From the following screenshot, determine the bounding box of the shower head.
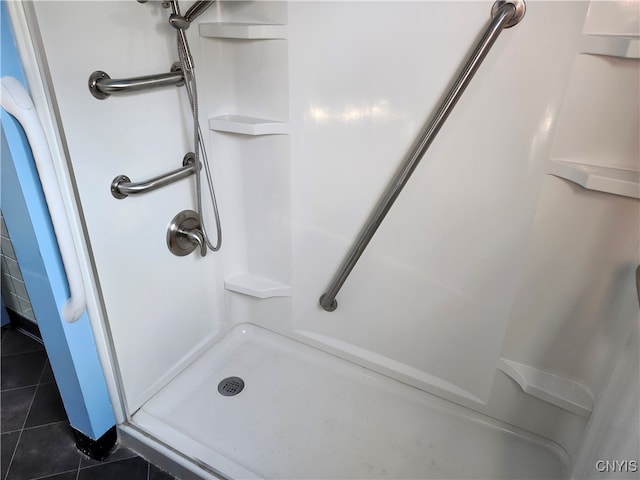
[167,0,214,30]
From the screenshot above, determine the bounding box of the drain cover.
[218,376,245,396]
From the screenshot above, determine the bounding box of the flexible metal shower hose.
[176,28,222,252]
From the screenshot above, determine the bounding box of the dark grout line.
[0,384,41,393]
[9,382,41,479]
[2,329,73,480]
[2,328,178,480]
[3,386,38,480]
[29,466,79,480]
[0,351,43,359]
[21,385,39,431]
[36,359,49,384]
[20,420,68,432]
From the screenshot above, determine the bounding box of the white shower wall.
[286,1,588,404]
[21,0,639,470]
[29,1,228,412]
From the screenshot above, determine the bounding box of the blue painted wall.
[1,1,115,440]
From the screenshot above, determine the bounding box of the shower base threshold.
[133,323,569,479]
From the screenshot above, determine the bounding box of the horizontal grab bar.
[319,0,525,312]
[89,63,184,100]
[111,152,197,199]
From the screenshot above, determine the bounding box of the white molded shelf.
[199,22,286,40]
[549,159,640,199]
[225,273,291,299]
[498,358,593,417]
[581,34,640,59]
[209,115,289,136]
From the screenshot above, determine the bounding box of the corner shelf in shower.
[580,34,640,59]
[209,115,289,136]
[548,159,640,199]
[224,273,291,299]
[199,22,286,40]
[498,358,593,417]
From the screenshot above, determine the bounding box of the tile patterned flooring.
[1,326,179,480]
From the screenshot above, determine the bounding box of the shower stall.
[3,0,639,478]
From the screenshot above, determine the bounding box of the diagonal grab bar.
[110,152,198,199]
[319,0,525,312]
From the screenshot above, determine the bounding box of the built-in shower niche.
[199,1,291,304]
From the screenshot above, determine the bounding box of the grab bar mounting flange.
[491,0,525,27]
[88,71,110,100]
[110,174,132,199]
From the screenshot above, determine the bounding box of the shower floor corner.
[132,323,570,479]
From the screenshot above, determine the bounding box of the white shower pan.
[132,324,569,479]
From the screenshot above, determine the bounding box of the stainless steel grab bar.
[319,0,525,312]
[111,152,197,199]
[89,63,184,100]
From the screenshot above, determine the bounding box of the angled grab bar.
[1,76,86,323]
[89,63,184,100]
[111,152,197,199]
[319,0,526,312]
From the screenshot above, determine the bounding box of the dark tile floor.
[1,325,179,480]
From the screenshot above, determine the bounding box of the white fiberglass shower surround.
[6,0,639,478]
